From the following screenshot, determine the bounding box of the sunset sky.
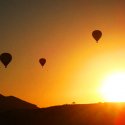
[1,0,125,107]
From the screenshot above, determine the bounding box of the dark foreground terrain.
[0,95,125,125]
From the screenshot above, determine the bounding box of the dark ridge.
[0,94,38,112]
[0,94,5,98]
[1,103,125,125]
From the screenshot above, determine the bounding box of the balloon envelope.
[92,30,102,42]
[0,53,12,68]
[39,58,46,67]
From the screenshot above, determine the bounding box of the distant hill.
[0,94,38,111]
[1,102,125,125]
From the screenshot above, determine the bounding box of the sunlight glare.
[101,72,125,102]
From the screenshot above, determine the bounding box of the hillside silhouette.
[0,95,125,125]
[0,94,38,112]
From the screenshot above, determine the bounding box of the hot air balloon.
[39,58,46,68]
[92,30,102,43]
[0,53,12,68]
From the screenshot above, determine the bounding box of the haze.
[1,0,125,107]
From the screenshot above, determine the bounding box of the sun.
[101,72,125,102]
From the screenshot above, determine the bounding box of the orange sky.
[1,0,125,107]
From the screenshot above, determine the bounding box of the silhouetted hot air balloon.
[39,58,46,68]
[92,30,102,43]
[0,53,12,68]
